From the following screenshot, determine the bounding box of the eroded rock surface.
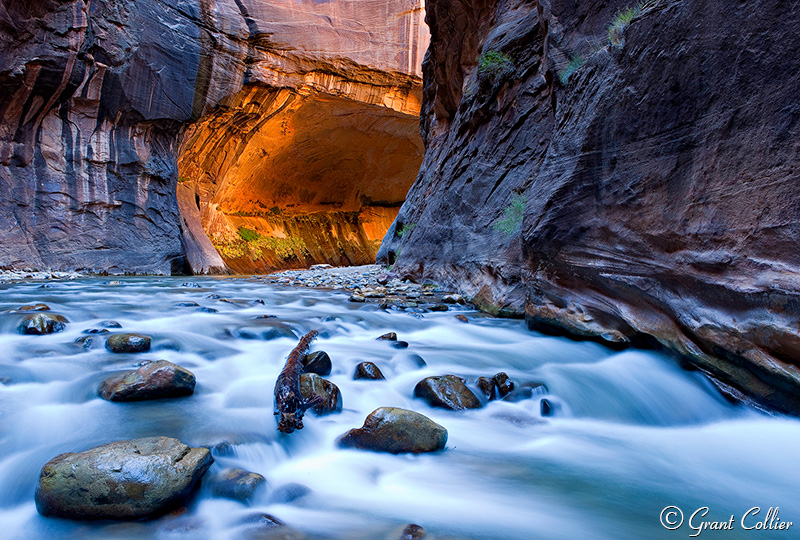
[379,0,800,414]
[34,436,213,520]
[0,0,428,274]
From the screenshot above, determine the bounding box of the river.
[0,277,797,539]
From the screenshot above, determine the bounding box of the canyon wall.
[0,0,427,274]
[380,0,800,414]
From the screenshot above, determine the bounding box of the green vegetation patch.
[558,55,586,85]
[478,50,514,77]
[214,229,307,261]
[397,222,416,238]
[494,193,526,236]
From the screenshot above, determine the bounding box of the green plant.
[558,54,586,85]
[608,3,643,46]
[397,222,416,238]
[177,176,191,183]
[237,226,261,242]
[494,193,526,235]
[478,50,514,77]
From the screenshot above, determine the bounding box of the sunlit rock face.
[381,0,800,414]
[0,0,427,273]
[179,69,423,273]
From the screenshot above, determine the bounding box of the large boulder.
[17,313,68,335]
[98,360,196,402]
[106,333,152,353]
[299,373,342,415]
[413,375,482,410]
[337,407,447,454]
[35,437,213,520]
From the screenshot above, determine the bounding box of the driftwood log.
[274,330,319,433]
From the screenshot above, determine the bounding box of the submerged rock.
[98,360,196,401]
[354,361,385,380]
[399,524,426,540]
[302,351,332,376]
[18,303,50,311]
[541,398,557,417]
[414,375,482,410]
[99,320,123,328]
[299,373,342,415]
[18,313,69,335]
[106,333,152,353]
[493,372,515,398]
[267,483,312,504]
[476,376,495,400]
[455,314,469,323]
[35,437,213,520]
[211,468,266,502]
[338,407,447,454]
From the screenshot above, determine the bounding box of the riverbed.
[0,276,797,540]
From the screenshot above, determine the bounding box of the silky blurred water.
[0,277,797,540]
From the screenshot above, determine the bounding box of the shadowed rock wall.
[380,0,800,414]
[0,0,427,273]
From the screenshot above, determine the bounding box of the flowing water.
[0,277,797,540]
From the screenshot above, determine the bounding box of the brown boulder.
[353,361,385,380]
[337,407,447,454]
[299,373,342,415]
[413,375,482,410]
[106,333,152,353]
[98,360,196,402]
[18,313,68,335]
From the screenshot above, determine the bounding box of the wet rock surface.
[106,333,152,354]
[377,0,800,414]
[354,361,386,380]
[414,375,482,410]
[299,374,342,415]
[35,437,213,520]
[98,361,196,402]
[211,468,266,503]
[302,351,332,376]
[338,407,447,454]
[18,313,69,335]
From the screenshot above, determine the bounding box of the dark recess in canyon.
[379,0,800,414]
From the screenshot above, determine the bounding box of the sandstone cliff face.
[380,0,800,414]
[0,0,427,273]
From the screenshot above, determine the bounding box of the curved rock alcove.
[179,82,423,274]
[0,0,428,274]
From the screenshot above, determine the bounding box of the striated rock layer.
[379,0,800,414]
[0,0,427,273]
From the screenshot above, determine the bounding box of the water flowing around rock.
[0,276,797,539]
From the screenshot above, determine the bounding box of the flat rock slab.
[337,407,447,454]
[99,360,196,401]
[35,436,213,520]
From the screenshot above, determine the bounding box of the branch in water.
[274,330,318,433]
